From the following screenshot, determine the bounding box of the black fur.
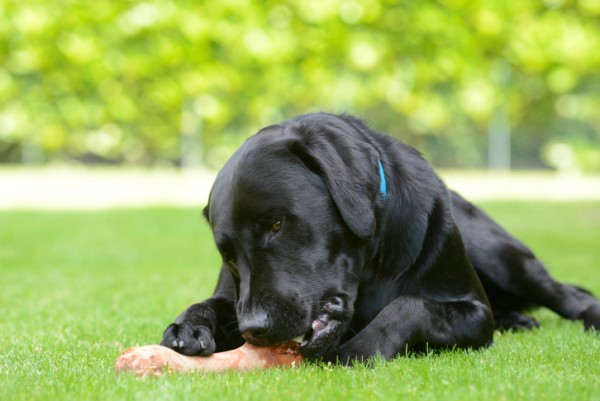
[161,113,600,363]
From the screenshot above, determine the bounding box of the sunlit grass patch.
[1,203,598,401]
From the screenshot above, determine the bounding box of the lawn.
[1,202,599,401]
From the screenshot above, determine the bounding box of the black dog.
[161,113,600,363]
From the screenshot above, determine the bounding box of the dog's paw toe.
[496,312,540,332]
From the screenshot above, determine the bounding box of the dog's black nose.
[239,312,270,343]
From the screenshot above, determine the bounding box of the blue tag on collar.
[378,160,387,201]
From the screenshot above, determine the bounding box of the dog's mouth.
[287,319,322,346]
[291,334,307,344]
[286,295,347,358]
[247,319,324,349]
[288,314,331,344]
[245,295,348,358]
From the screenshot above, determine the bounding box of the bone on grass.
[114,342,303,377]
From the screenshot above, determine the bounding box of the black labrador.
[161,113,600,363]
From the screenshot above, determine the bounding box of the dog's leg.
[479,251,600,331]
[452,191,600,332]
[512,258,600,331]
[327,296,494,364]
[161,266,243,355]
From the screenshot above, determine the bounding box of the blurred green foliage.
[1,0,599,169]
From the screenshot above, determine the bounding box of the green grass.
[1,203,599,401]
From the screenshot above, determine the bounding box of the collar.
[378,160,387,201]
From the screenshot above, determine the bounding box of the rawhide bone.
[114,342,303,377]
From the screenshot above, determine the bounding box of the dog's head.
[204,113,386,358]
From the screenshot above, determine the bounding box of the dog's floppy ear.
[286,115,383,240]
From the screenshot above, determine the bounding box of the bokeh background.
[2,0,599,173]
[2,5,600,401]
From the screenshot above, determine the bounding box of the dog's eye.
[270,220,282,234]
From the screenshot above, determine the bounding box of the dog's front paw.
[160,321,216,356]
